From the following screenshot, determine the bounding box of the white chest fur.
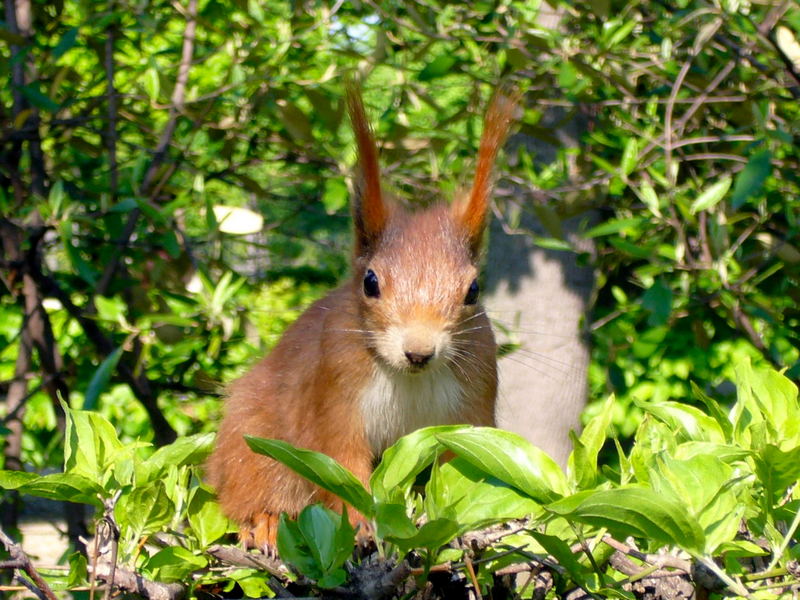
[359,366,464,456]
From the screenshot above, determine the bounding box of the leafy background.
[1,0,800,597]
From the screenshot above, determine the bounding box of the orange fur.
[206,85,516,552]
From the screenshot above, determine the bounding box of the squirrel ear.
[454,87,518,257]
[346,82,387,256]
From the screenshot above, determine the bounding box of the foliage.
[1,360,797,597]
[1,0,800,596]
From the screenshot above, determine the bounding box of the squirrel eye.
[363,269,380,298]
[465,279,479,305]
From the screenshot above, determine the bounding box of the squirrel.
[206,84,517,551]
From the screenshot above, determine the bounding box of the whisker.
[511,348,574,370]
[499,353,563,381]
[456,310,488,326]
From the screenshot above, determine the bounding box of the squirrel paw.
[239,512,281,558]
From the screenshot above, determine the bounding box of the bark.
[486,4,596,467]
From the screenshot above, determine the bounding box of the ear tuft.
[346,81,387,256]
[456,86,519,256]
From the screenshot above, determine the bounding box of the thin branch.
[0,527,59,600]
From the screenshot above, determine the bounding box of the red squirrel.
[206,84,517,551]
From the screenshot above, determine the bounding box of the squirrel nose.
[404,351,433,367]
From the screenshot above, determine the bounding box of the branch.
[96,0,199,298]
[88,562,185,600]
[0,527,59,600]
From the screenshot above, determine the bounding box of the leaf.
[83,347,123,410]
[755,445,800,505]
[52,27,79,59]
[138,432,214,484]
[690,382,733,442]
[246,436,374,516]
[776,26,800,70]
[14,473,104,506]
[64,405,123,487]
[188,486,231,547]
[568,395,615,488]
[21,84,60,113]
[436,427,567,503]
[143,68,159,101]
[145,546,207,582]
[431,458,542,530]
[322,177,349,214]
[371,425,461,503]
[638,181,661,217]
[530,531,587,581]
[620,138,638,176]
[650,454,741,553]
[636,399,725,443]
[277,101,313,142]
[298,504,354,574]
[418,55,458,81]
[277,513,320,577]
[547,487,705,553]
[118,481,174,537]
[583,217,643,238]
[212,205,264,235]
[0,470,40,490]
[641,279,672,326]
[690,176,731,214]
[731,150,771,208]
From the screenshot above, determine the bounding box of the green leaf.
[418,54,458,81]
[374,502,417,541]
[636,399,725,443]
[621,138,638,176]
[83,347,123,410]
[638,181,661,217]
[755,445,800,505]
[569,395,615,488]
[143,68,159,101]
[371,425,461,503]
[650,454,742,553]
[322,177,348,214]
[690,383,734,442]
[52,27,79,59]
[145,546,207,582]
[188,486,231,547]
[14,473,104,506]
[690,176,731,214]
[0,470,40,490]
[277,513,320,577]
[138,432,214,485]
[583,217,643,238]
[731,149,771,208]
[64,405,123,487]
[431,458,542,530]
[641,279,673,326]
[532,236,573,251]
[436,427,567,503]
[67,552,88,588]
[21,84,60,113]
[530,531,587,581]
[245,436,374,516]
[118,480,174,537]
[547,487,705,553]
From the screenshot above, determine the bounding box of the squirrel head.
[345,83,517,374]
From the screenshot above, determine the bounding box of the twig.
[206,544,288,578]
[601,536,691,573]
[96,0,199,301]
[0,527,59,600]
[463,555,483,600]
